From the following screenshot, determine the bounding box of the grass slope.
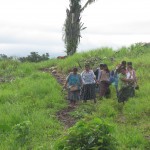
[0,62,67,149]
[0,44,150,149]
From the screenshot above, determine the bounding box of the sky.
[0,0,150,57]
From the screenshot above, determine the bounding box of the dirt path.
[57,107,76,128]
[40,67,77,128]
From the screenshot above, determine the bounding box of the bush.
[13,121,31,146]
[54,118,116,150]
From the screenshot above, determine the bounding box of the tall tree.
[63,0,96,56]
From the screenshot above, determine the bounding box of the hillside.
[0,43,150,149]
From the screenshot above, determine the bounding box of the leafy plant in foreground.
[13,121,31,146]
[55,117,117,150]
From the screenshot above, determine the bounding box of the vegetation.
[0,52,50,63]
[0,54,14,60]
[63,0,96,55]
[0,62,66,149]
[19,52,50,62]
[0,43,150,149]
[55,117,116,150]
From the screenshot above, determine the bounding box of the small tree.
[19,52,49,63]
[63,0,97,56]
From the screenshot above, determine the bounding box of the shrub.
[13,121,31,146]
[55,118,116,150]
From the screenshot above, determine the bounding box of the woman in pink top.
[99,64,110,98]
[126,64,137,97]
[127,62,137,84]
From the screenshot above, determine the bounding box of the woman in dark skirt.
[118,67,134,103]
[64,67,82,107]
[81,64,96,103]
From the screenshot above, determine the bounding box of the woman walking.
[81,64,96,103]
[118,67,134,103]
[64,67,82,107]
[126,65,137,97]
[99,64,110,99]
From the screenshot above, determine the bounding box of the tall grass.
[0,66,67,149]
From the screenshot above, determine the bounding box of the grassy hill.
[0,43,150,149]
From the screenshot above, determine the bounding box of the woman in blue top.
[64,67,82,107]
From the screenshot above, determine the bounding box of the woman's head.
[103,64,107,69]
[73,67,78,74]
[121,61,126,67]
[100,63,104,70]
[84,64,90,71]
[120,67,126,74]
[103,64,109,73]
[127,65,133,71]
[127,62,132,67]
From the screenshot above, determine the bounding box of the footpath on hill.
[40,67,77,128]
[39,65,126,128]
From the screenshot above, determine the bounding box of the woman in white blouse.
[81,64,96,103]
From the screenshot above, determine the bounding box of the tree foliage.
[63,0,96,56]
[0,54,13,60]
[19,52,49,63]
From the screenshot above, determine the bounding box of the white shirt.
[126,71,133,79]
[81,70,96,85]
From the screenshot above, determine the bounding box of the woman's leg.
[82,84,88,102]
[99,82,106,98]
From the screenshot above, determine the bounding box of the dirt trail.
[57,107,76,128]
[40,67,77,128]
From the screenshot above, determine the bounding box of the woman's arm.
[91,70,96,82]
[64,73,70,88]
[80,71,85,84]
[120,77,133,83]
[78,74,83,87]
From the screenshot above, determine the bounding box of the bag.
[69,85,79,92]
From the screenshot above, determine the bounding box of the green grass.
[0,44,150,149]
[0,67,67,149]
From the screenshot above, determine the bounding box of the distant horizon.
[0,42,146,58]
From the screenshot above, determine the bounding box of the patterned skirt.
[68,90,80,101]
[99,81,110,97]
[81,84,96,100]
[118,86,135,103]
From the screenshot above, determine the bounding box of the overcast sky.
[0,0,150,57]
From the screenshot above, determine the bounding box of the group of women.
[64,61,138,107]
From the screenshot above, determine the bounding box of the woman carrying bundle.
[64,67,82,107]
[118,67,135,103]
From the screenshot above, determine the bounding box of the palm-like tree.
[63,0,96,56]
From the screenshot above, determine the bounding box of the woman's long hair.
[103,64,110,73]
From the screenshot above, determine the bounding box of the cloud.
[0,43,66,57]
[0,0,150,57]
[0,24,64,45]
[81,20,150,35]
